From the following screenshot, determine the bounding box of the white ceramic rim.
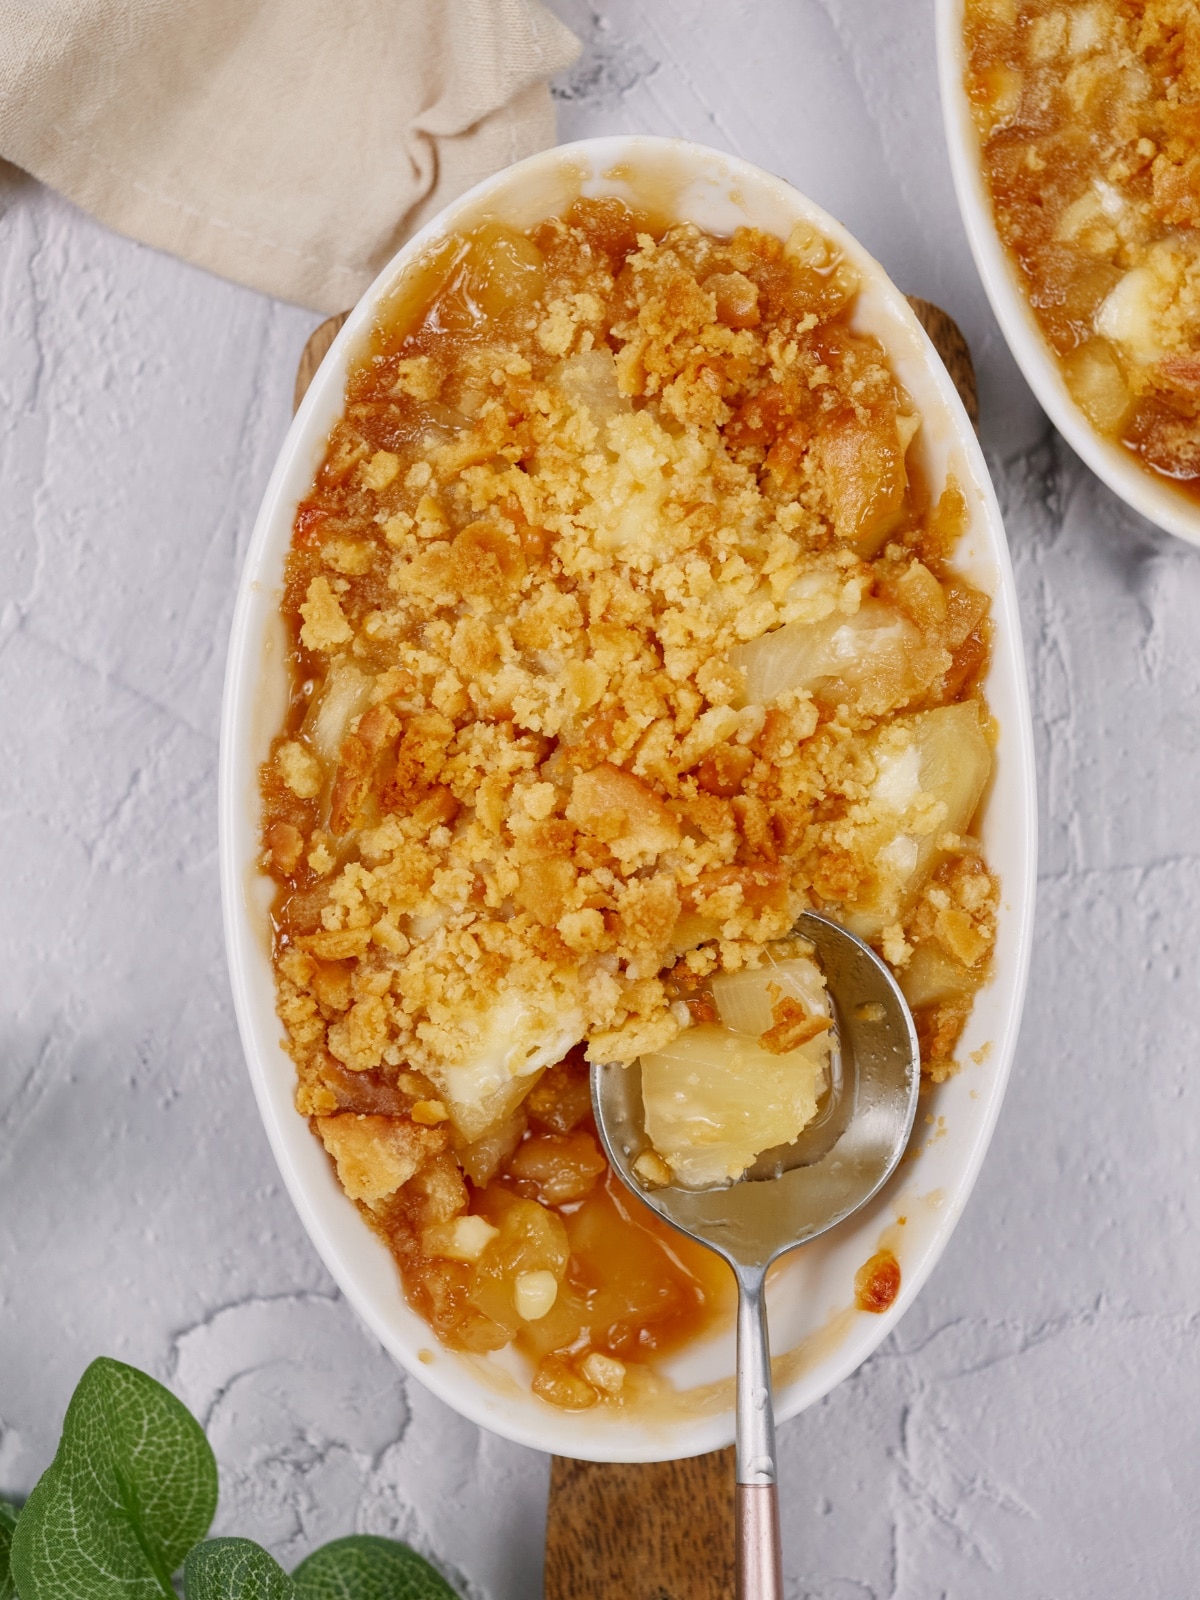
[219,134,1038,1461]
[936,0,1200,547]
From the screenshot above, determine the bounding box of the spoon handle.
[735,1267,783,1600]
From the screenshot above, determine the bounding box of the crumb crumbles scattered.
[259,198,999,1407]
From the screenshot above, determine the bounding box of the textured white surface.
[1,2,1198,1594]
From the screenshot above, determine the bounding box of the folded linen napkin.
[0,0,579,311]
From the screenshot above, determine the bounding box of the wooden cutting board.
[544,1449,736,1600]
[292,297,978,1600]
[294,310,349,413]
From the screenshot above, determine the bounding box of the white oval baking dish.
[937,0,1200,547]
[220,134,1037,1461]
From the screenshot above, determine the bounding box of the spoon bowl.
[592,912,921,1268]
[591,910,921,1598]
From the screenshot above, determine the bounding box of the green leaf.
[292,1536,460,1600]
[10,1357,218,1600]
[0,1501,18,1600]
[184,1539,295,1600]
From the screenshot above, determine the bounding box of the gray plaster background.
[2,1,1198,1593]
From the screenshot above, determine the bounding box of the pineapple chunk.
[709,954,829,1036]
[1063,338,1134,434]
[968,64,1023,134]
[817,411,909,556]
[428,988,585,1143]
[305,660,372,767]
[842,701,991,940]
[514,1270,559,1321]
[641,1025,828,1188]
[422,1214,500,1263]
[556,348,629,425]
[899,940,977,1009]
[438,223,545,332]
[642,957,832,1188]
[729,599,922,713]
[1096,265,1164,365]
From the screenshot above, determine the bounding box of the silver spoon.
[591,910,921,1600]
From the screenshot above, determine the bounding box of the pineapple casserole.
[966,0,1200,494]
[260,197,1000,1409]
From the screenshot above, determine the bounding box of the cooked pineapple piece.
[710,954,829,1036]
[842,700,991,940]
[467,1191,569,1336]
[967,64,1023,134]
[304,660,372,768]
[1063,338,1134,434]
[427,988,585,1143]
[817,410,909,556]
[1096,264,1165,366]
[469,224,546,319]
[729,599,924,714]
[899,941,978,1009]
[422,1213,500,1263]
[436,222,545,332]
[555,348,630,425]
[455,1105,528,1187]
[641,957,832,1188]
[641,1024,828,1188]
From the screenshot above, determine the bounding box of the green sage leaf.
[10,1357,218,1600]
[292,1535,460,1600]
[0,1501,18,1600]
[184,1539,295,1600]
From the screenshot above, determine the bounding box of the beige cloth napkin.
[0,0,579,312]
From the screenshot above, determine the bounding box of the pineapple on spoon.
[591,910,920,1600]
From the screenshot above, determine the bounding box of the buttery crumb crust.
[258,199,999,1399]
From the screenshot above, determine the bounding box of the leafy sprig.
[1,1360,458,1600]
[184,1540,294,1600]
[10,1357,217,1599]
[292,1537,458,1600]
[0,1501,19,1600]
